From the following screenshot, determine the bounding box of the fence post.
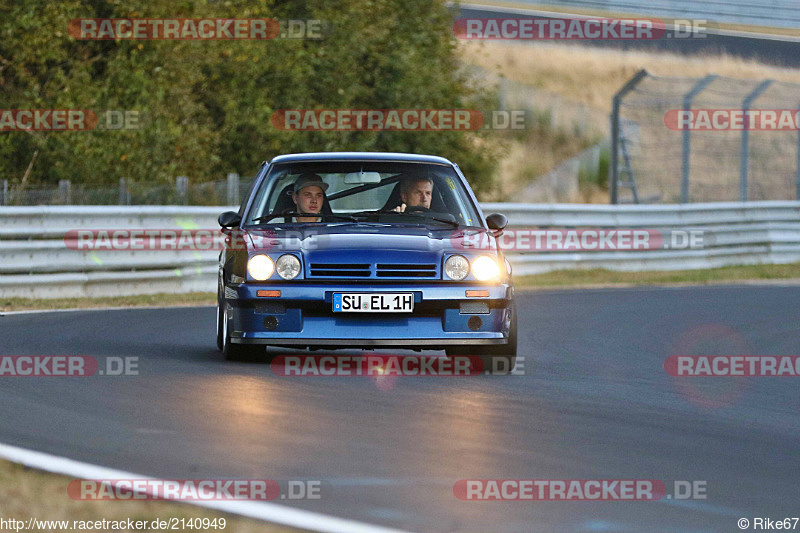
[119,178,128,205]
[227,172,239,206]
[796,109,800,200]
[680,75,718,203]
[739,79,773,202]
[1,179,7,206]
[610,69,648,204]
[58,179,72,205]
[176,176,189,205]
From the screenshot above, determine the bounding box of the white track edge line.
[0,442,412,533]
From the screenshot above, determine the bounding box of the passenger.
[292,173,328,222]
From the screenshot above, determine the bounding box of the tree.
[0,0,497,198]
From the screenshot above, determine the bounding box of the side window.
[237,165,266,216]
[266,176,295,212]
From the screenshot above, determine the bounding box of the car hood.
[244,224,498,256]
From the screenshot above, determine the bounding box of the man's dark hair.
[400,175,434,195]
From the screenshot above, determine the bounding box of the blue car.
[216,152,517,373]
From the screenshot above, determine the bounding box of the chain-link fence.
[611,70,800,204]
[0,174,254,207]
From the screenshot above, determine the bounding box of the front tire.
[220,300,265,362]
[216,289,224,351]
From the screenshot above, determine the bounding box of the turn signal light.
[465,290,490,297]
[257,290,281,297]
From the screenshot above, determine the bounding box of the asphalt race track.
[459,5,800,68]
[1,285,799,532]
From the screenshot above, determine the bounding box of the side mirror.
[218,211,242,228]
[486,213,508,232]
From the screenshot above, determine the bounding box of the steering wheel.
[404,205,430,214]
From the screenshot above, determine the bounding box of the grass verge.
[516,262,800,288]
[0,459,303,532]
[0,293,215,313]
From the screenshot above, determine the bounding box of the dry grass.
[0,459,303,533]
[461,40,800,202]
[516,262,800,288]
[460,41,800,113]
[482,123,598,201]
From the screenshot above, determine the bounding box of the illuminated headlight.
[471,255,500,281]
[276,254,301,280]
[445,255,470,281]
[247,254,274,281]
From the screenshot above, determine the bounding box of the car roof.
[269,152,455,165]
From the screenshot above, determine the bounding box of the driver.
[291,173,328,222]
[393,176,433,212]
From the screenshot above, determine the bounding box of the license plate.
[333,293,414,313]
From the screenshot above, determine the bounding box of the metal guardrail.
[1,203,798,298]
[0,207,224,298]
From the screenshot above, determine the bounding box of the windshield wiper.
[346,210,461,227]
[391,211,461,228]
[252,211,357,223]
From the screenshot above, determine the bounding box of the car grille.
[376,264,437,278]
[309,263,371,277]
[308,263,438,279]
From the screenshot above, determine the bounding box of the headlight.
[471,255,500,281]
[247,254,274,281]
[445,255,470,281]
[276,254,301,280]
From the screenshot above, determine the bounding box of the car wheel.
[446,302,517,375]
[216,286,224,351]
[220,300,265,362]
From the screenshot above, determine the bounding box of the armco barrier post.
[119,178,129,205]
[739,79,773,201]
[58,180,72,205]
[227,173,239,206]
[1,179,7,206]
[796,107,800,200]
[610,70,648,204]
[176,176,189,205]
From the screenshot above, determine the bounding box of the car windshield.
[243,161,482,228]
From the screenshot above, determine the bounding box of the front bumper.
[224,281,513,348]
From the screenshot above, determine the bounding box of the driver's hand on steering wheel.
[391,203,406,213]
